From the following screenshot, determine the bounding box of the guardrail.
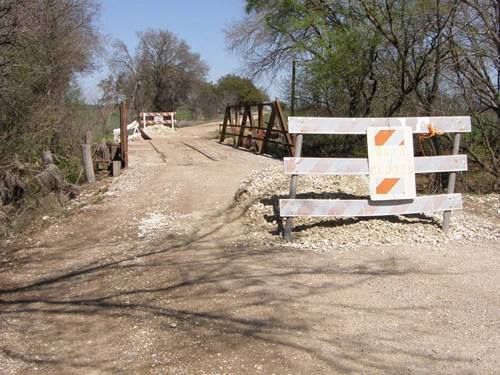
[280,116,471,240]
[219,100,294,156]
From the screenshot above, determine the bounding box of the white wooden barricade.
[280,116,471,241]
[113,120,140,142]
[140,112,176,130]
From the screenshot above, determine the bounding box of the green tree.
[227,0,499,191]
[216,74,267,106]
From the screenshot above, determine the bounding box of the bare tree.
[137,29,208,111]
[106,29,209,113]
[448,0,499,188]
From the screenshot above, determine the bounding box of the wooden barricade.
[280,116,472,240]
[219,100,294,156]
[140,112,176,129]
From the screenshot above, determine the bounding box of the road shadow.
[0,210,472,373]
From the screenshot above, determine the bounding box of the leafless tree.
[137,29,208,111]
[106,29,208,113]
[448,0,499,188]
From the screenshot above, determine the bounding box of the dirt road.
[1,123,499,374]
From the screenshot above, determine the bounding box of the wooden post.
[236,106,249,148]
[442,133,461,231]
[247,105,256,149]
[112,160,121,177]
[260,105,277,154]
[256,103,264,152]
[82,130,95,184]
[284,134,303,241]
[290,60,296,116]
[119,102,129,168]
[170,113,174,130]
[274,99,294,156]
[219,107,230,143]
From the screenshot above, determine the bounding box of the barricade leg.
[442,133,461,231]
[283,134,303,241]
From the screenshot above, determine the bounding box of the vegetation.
[0,1,267,235]
[102,35,268,118]
[0,0,497,236]
[0,0,103,234]
[101,29,209,115]
[216,74,268,106]
[227,0,499,192]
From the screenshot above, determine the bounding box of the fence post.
[260,105,277,155]
[82,130,95,184]
[256,103,264,152]
[274,99,294,156]
[112,160,121,177]
[283,134,304,241]
[442,133,461,231]
[236,106,249,148]
[219,107,230,143]
[119,102,129,168]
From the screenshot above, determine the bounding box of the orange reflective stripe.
[376,178,400,194]
[375,129,395,146]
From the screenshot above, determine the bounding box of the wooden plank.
[280,194,463,217]
[283,155,468,175]
[223,133,289,145]
[220,124,285,132]
[288,116,471,134]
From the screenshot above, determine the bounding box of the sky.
[79,0,250,103]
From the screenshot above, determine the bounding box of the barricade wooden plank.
[288,116,471,134]
[283,155,467,175]
[140,112,176,116]
[280,194,462,217]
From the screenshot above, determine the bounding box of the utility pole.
[290,60,296,116]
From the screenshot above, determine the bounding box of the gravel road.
[0,123,498,374]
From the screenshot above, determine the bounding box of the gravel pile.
[235,166,500,251]
[143,125,175,138]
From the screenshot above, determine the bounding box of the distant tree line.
[227,0,499,192]
[101,29,267,119]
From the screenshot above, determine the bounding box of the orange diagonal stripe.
[376,178,400,194]
[375,129,395,146]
